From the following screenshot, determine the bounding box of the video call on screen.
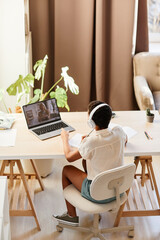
[24,99,60,128]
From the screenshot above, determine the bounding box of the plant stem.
[42,76,63,100]
[2,98,9,113]
[40,70,45,99]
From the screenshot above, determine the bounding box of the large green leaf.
[28,89,41,104]
[24,73,35,86]
[61,66,79,95]
[50,86,70,111]
[34,55,48,80]
[17,92,25,103]
[6,74,34,96]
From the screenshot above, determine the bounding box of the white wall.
[0,0,25,112]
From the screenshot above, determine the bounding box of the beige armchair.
[133,52,160,110]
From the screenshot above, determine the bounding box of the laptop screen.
[23,98,61,129]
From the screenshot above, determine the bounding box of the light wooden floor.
[10,156,160,240]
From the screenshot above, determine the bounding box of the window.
[148,0,160,52]
[132,0,138,55]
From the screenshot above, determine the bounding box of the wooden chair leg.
[114,189,130,227]
[114,201,126,227]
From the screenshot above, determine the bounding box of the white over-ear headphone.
[87,103,109,128]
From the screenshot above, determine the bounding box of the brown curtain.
[133,0,149,109]
[29,0,54,92]
[135,0,149,54]
[95,0,135,110]
[29,0,136,111]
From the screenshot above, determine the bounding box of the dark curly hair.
[88,100,112,129]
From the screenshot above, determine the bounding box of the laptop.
[22,98,75,140]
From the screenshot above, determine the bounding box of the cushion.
[153,91,160,111]
[63,184,127,214]
[134,76,155,110]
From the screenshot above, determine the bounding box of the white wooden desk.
[1,110,160,159]
[0,111,160,229]
[111,110,160,157]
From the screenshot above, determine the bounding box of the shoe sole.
[52,216,79,227]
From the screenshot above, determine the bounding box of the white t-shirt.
[78,126,126,180]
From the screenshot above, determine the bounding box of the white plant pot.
[22,159,54,178]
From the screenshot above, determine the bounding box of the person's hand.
[81,135,87,142]
[61,128,69,141]
[125,136,128,146]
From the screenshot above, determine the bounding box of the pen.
[144,131,150,140]
[145,131,153,140]
[86,128,94,137]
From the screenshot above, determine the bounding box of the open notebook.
[69,124,137,148]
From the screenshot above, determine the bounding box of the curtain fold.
[29,0,144,111]
[133,0,149,109]
[29,0,53,92]
[95,0,135,110]
[135,0,149,54]
[95,0,111,103]
[53,0,94,111]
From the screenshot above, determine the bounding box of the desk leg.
[16,160,41,231]
[148,159,160,207]
[10,161,15,188]
[146,160,154,190]
[117,156,160,225]
[0,160,15,187]
[134,157,139,172]
[141,160,145,187]
[0,160,8,175]
[30,159,44,191]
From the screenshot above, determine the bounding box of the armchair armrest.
[134,76,155,110]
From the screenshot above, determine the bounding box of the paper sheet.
[69,133,83,148]
[69,124,137,148]
[109,123,120,129]
[0,129,17,147]
[109,123,137,139]
[122,126,137,139]
[0,111,15,129]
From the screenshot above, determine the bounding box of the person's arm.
[80,135,88,173]
[61,128,82,162]
[125,135,128,146]
[82,159,87,173]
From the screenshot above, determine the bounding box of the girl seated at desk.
[53,100,127,226]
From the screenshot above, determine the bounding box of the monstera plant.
[1,55,79,112]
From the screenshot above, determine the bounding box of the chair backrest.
[133,52,160,91]
[90,163,135,201]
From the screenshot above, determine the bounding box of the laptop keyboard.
[33,122,68,135]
